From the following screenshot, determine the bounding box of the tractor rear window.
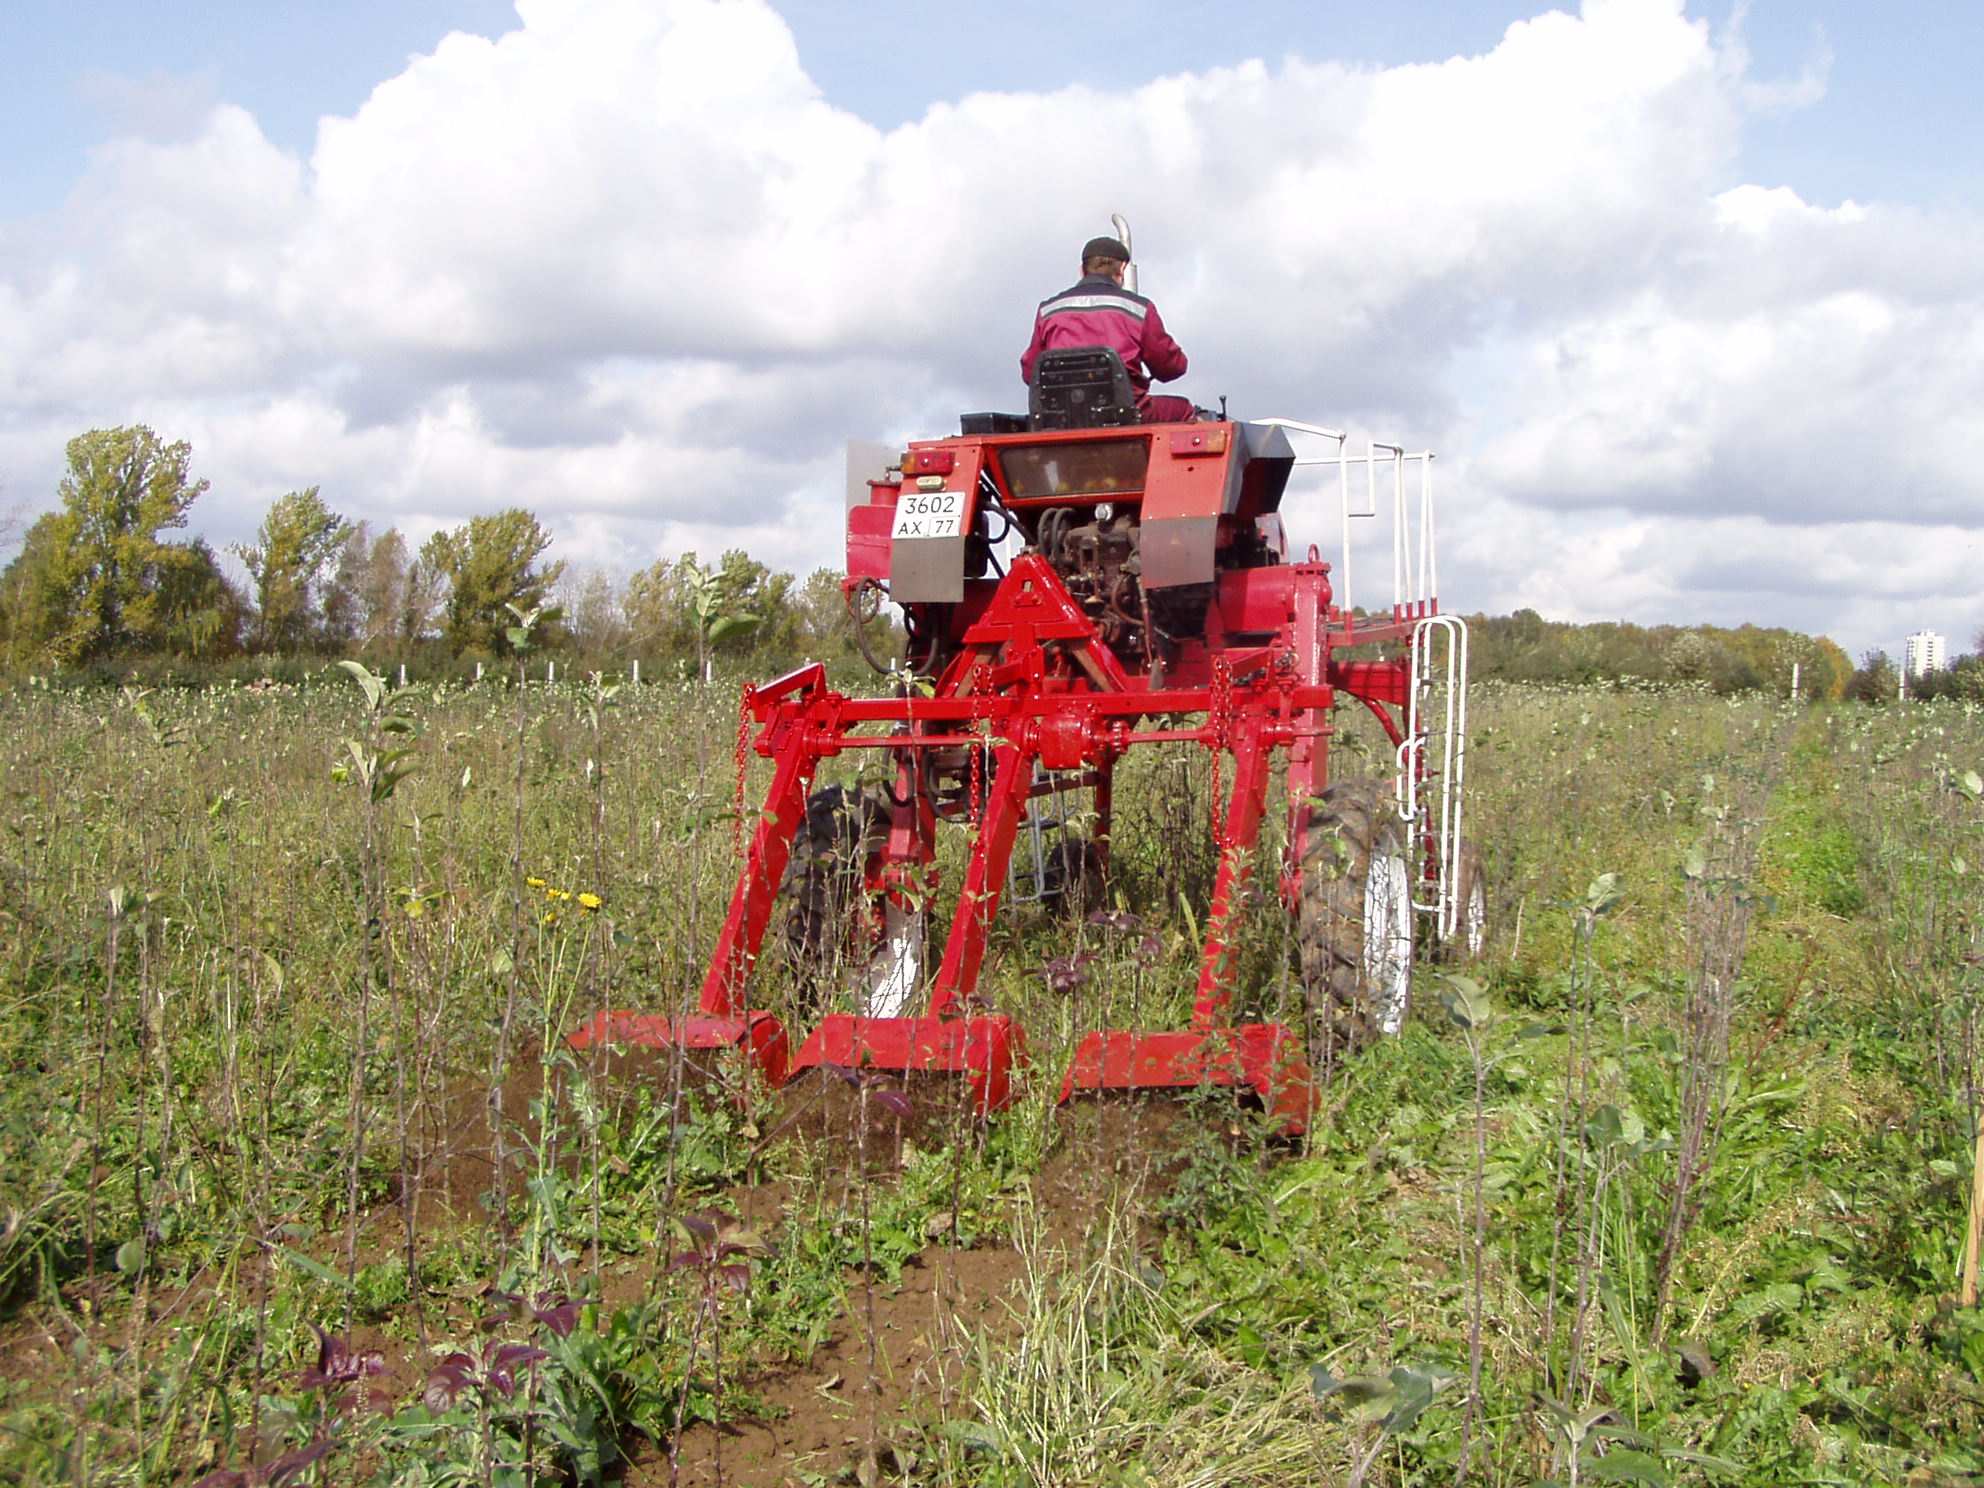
[995,440,1148,501]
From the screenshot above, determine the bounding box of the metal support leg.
[1191,717,1274,1029]
[699,739,820,1018]
[1093,755,1116,878]
[1283,565,1331,904]
[927,742,1034,1018]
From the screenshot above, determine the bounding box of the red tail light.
[902,448,956,477]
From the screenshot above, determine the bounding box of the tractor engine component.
[1033,504,1147,660]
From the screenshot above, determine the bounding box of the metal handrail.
[1400,613,1470,936]
[1253,419,1436,623]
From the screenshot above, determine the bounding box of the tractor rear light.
[902,449,956,477]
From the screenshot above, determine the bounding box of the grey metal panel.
[1143,515,1218,590]
[1221,445,1246,515]
[1232,422,1297,513]
[846,439,894,514]
[1240,421,1297,462]
[891,537,967,603]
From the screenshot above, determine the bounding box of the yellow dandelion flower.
[553,889,572,902]
[577,892,602,912]
[526,876,547,889]
[543,910,558,925]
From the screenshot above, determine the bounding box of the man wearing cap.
[1021,236,1195,424]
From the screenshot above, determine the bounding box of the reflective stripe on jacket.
[1019,274,1188,393]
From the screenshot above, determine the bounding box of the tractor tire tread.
[1297,778,1412,1050]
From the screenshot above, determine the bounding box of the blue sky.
[3,0,1983,656]
[9,1,1977,218]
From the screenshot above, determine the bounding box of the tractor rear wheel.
[1297,779,1415,1046]
[1011,826,1104,917]
[777,784,888,977]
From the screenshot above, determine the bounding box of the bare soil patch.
[652,1237,1030,1487]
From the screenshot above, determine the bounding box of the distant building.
[1905,630,1947,678]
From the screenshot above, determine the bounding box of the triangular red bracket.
[955,555,1133,693]
[962,555,1094,645]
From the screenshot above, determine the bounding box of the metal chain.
[1209,657,1231,846]
[969,726,984,827]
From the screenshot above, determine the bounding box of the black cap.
[1081,235,1130,263]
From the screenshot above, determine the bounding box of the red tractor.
[575,339,1471,1134]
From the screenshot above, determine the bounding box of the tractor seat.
[1028,347,1140,431]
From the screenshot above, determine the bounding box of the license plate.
[891,488,965,541]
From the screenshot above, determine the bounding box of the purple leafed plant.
[191,1323,387,1485]
[665,1211,768,1482]
[1085,908,1162,964]
[484,1288,589,1338]
[190,1437,335,1488]
[298,1322,385,1391]
[1042,952,1099,993]
[670,1210,766,1302]
[1087,909,1144,934]
[422,1340,551,1411]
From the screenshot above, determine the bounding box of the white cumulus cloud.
[0,0,1979,654]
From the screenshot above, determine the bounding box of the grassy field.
[2,665,1983,1486]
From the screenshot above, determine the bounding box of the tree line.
[1464,611,1984,705]
[1465,608,1857,699]
[0,426,867,677]
[1849,642,1984,705]
[2,425,1912,701]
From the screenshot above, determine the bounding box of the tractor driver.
[1020,235,1196,424]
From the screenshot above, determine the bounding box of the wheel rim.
[1365,852,1413,1034]
[862,902,923,1018]
[1462,880,1487,957]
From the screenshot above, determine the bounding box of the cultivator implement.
[576,352,1468,1136]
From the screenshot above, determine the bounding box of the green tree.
[713,549,794,658]
[556,566,629,660]
[623,557,691,658]
[322,525,443,655]
[419,509,565,656]
[1465,610,1852,700]
[151,537,247,658]
[316,522,370,649]
[232,487,351,653]
[1845,648,1899,704]
[792,567,853,658]
[621,551,818,675]
[1805,635,1853,700]
[677,554,755,683]
[662,549,803,682]
[0,426,241,665]
[0,521,71,666]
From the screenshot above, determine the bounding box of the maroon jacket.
[1020,273,1188,399]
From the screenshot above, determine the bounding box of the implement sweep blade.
[786,1012,1026,1116]
[566,1009,790,1089]
[1059,1023,1315,1135]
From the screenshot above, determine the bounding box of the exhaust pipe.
[1111,212,1137,295]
